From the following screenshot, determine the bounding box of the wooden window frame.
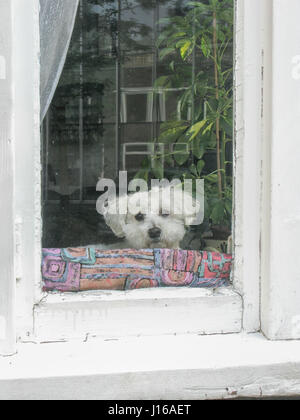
[3,0,299,352]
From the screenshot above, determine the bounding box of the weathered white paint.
[291,55,300,81]
[29,0,258,343]
[0,317,6,341]
[12,0,41,341]
[261,0,300,340]
[15,216,23,281]
[233,0,262,333]
[1,333,300,400]
[3,0,298,348]
[33,287,242,343]
[260,0,273,341]
[0,0,16,356]
[0,0,300,400]
[0,55,6,79]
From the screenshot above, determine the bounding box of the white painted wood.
[6,0,264,344]
[233,0,262,332]
[1,332,300,400]
[260,0,273,341]
[0,55,6,80]
[0,0,16,356]
[28,1,247,342]
[33,287,242,342]
[11,0,41,341]
[261,0,300,340]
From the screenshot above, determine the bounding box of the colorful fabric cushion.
[42,248,232,292]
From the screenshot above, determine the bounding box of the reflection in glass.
[42,0,233,251]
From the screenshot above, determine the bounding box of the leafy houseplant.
[136,0,234,238]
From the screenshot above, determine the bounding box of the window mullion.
[0,0,16,356]
[261,0,300,340]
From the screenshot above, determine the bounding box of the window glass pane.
[42,0,234,256]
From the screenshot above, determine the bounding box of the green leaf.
[203,122,214,135]
[176,39,188,48]
[187,1,209,12]
[197,160,205,175]
[154,76,170,88]
[156,31,169,47]
[135,158,151,182]
[224,199,232,215]
[211,200,226,224]
[159,125,187,143]
[218,30,226,43]
[157,17,172,26]
[220,118,233,137]
[205,173,219,183]
[207,132,217,148]
[174,143,190,166]
[169,31,187,43]
[189,164,198,177]
[191,139,205,159]
[180,40,192,59]
[201,37,210,57]
[188,120,207,141]
[152,159,164,179]
[159,47,175,60]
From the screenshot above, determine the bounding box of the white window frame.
[3,0,258,347]
[0,0,16,356]
[1,0,300,355]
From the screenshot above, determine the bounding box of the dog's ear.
[103,195,128,238]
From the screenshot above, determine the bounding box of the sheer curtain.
[40,0,79,121]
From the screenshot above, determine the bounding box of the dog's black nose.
[148,227,161,239]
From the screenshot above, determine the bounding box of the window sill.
[1,332,300,400]
[31,286,242,342]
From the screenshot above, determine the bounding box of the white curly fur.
[101,187,200,250]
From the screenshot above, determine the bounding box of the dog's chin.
[148,239,166,249]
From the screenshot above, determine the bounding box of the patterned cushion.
[42,248,232,292]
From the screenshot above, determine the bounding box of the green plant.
[136,0,234,232]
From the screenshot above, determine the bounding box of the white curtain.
[40,0,80,121]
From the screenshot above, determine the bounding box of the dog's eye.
[135,213,145,222]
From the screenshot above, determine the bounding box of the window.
[19,0,251,344]
[42,0,234,253]
[7,0,299,353]
[31,0,245,342]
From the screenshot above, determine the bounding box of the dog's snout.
[148,227,161,239]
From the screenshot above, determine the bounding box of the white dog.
[99,187,200,250]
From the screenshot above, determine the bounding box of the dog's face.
[102,188,200,249]
[120,208,186,250]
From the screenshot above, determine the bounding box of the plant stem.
[213,10,223,199]
[222,131,227,189]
